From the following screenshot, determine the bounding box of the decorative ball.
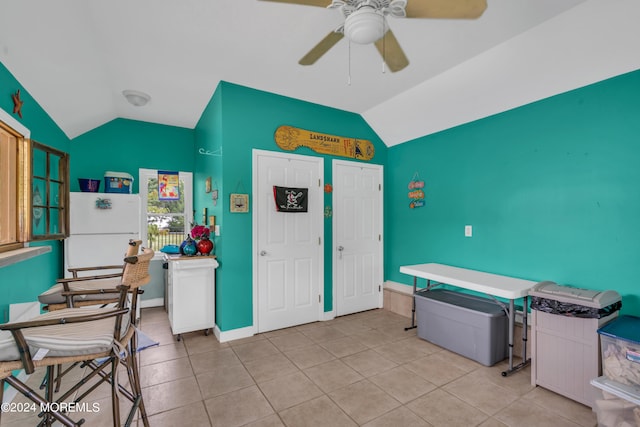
[180,235,198,256]
[197,237,214,255]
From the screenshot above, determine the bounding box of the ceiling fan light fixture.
[122,90,151,107]
[344,7,386,44]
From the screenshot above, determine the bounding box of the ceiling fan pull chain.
[381,19,386,74]
[348,38,352,85]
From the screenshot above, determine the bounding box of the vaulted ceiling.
[1,0,639,146]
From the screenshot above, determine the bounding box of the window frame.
[0,112,29,253]
[1,108,70,255]
[30,140,70,241]
[139,168,193,259]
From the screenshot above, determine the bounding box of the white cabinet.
[165,256,218,340]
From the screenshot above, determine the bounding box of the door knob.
[260,250,267,256]
[337,246,344,251]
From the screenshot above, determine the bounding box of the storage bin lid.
[591,376,640,405]
[598,315,640,345]
[104,171,134,180]
[529,281,621,308]
[415,289,506,317]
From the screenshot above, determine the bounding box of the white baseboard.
[322,310,335,321]
[213,309,337,342]
[214,325,255,343]
[140,298,164,309]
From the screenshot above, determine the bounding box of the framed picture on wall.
[230,193,249,213]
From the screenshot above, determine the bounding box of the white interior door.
[253,150,324,333]
[333,160,383,316]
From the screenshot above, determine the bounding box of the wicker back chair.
[37,239,143,394]
[83,246,154,427]
[0,247,154,427]
[39,239,143,311]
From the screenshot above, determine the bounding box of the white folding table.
[400,263,537,376]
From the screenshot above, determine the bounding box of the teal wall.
[195,82,387,331]
[1,62,70,322]
[194,84,223,244]
[70,118,195,193]
[386,69,640,315]
[194,85,224,323]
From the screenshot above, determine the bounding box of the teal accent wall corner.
[386,69,640,314]
[195,82,388,331]
[195,85,225,326]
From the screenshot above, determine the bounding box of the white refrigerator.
[65,192,142,277]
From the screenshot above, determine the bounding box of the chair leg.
[45,365,55,426]
[111,357,121,427]
[54,363,63,392]
[4,375,82,427]
[39,369,48,390]
[121,332,148,427]
[0,378,4,424]
[58,357,113,404]
[39,362,79,393]
[122,354,140,427]
[130,345,149,427]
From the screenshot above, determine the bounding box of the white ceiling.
[1,0,639,146]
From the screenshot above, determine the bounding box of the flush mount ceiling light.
[122,90,151,107]
[344,6,387,45]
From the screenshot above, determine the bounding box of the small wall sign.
[274,125,374,161]
[408,173,425,209]
[230,193,249,213]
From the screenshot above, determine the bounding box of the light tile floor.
[1,307,597,426]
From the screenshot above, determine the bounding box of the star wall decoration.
[12,89,24,118]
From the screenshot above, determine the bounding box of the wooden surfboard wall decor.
[274,125,375,161]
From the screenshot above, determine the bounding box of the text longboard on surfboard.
[274,125,375,161]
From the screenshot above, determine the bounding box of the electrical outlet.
[215,225,220,236]
[465,225,472,237]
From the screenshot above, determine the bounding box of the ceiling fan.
[259,0,488,72]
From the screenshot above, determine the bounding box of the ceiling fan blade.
[299,31,344,66]
[374,30,409,73]
[405,0,487,19]
[258,0,331,7]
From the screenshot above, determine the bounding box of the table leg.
[502,296,531,377]
[521,296,530,364]
[508,299,515,369]
[404,276,418,331]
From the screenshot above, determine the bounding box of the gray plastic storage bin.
[415,289,508,366]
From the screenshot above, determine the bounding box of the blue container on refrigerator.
[104,171,134,194]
